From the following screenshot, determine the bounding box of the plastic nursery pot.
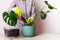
[22,25,35,37]
[4,26,20,37]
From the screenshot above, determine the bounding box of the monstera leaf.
[44,1,49,5]
[3,10,17,26]
[40,11,47,20]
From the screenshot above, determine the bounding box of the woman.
[9,0,36,27]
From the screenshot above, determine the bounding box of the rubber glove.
[27,17,34,24]
[12,7,22,17]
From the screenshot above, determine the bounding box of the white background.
[34,0,60,35]
[0,0,60,35]
[0,0,13,34]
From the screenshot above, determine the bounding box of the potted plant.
[3,8,21,37]
[22,17,35,37]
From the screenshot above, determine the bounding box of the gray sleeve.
[31,1,36,19]
[8,0,16,11]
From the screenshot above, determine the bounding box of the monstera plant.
[40,1,56,20]
[3,10,17,26]
[3,10,20,37]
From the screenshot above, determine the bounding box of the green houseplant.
[3,10,19,37]
[22,17,35,37]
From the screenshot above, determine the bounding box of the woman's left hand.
[27,17,34,24]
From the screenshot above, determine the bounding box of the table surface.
[0,33,60,40]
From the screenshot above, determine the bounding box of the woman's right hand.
[11,7,22,17]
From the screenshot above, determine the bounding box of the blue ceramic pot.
[22,25,35,37]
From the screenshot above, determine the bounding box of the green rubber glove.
[12,7,22,17]
[27,17,34,24]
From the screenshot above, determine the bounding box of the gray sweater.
[8,0,36,26]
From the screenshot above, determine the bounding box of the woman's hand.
[27,17,34,24]
[12,7,22,17]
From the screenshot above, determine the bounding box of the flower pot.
[4,26,20,37]
[22,25,35,37]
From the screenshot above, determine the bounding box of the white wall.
[0,0,13,34]
[35,0,60,35]
[0,0,60,34]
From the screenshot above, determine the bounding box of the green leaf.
[10,11,17,21]
[3,10,17,26]
[10,11,17,26]
[44,1,56,9]
[46,11,50,13]
[3,12,9,23]
[48,5,55,9]
[40,11,47,20]
[27,22,33,26]
[44,1,48,5]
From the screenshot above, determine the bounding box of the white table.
[0,33,60,40]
